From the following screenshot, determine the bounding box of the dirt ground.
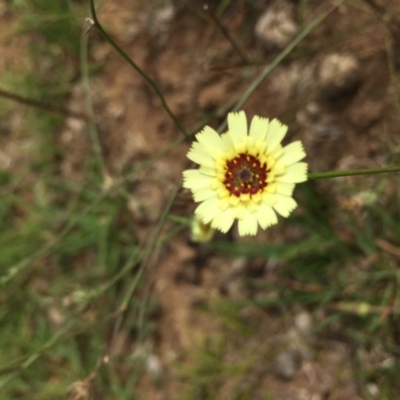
[82,1,400,399]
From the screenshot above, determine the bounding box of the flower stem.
[308,166,400,180]
[88,0,188,139]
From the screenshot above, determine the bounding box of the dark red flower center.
[223,153,268,197]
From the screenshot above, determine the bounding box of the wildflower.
[183,111,307,236]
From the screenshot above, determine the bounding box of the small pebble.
[318,53,360,98]
[255,2,297,50]
[146,354,163,383]
[366,383,379,398]
[294,311,312,335]
[275,350,296,380]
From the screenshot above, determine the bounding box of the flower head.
[183,111,307,236]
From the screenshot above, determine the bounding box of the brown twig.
[0,87,89,120]
[207,11,249,65]
[375,238,400,259]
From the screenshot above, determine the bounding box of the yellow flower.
[190,215,215,243]
[183,111,307,236]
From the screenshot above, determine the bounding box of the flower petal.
[182,170,212,190]
[273,195,297,217]
[238,212,258,236]
[195,198,220,224]
[183,168,201,180]
[220,132,234,150]
[279,141,306,166]
[199,166,217,177]
[196,126,226,152]
[187,142,215,167]
[249,116,269,142]
[234,203,247,220]
[269,144,284,160]
[271,160,286,176]
[227,111,247,142]
[265,119,287,153]
[211,207,235,233]
[256,203,278,229]
[193,187,217,202]
[238,213,258,236]
[262,191,277,206]
[275,182,295,196]
[276,162,308,183]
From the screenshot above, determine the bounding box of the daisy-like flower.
[183,111,307,236]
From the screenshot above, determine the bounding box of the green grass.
[1,0,400,399]
[0,2,155,398]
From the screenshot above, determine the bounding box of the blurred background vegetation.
[1,0,400,399]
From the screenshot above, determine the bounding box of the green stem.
[308,166,400,180]
[88,1,188,139]
[80,27,107,175]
